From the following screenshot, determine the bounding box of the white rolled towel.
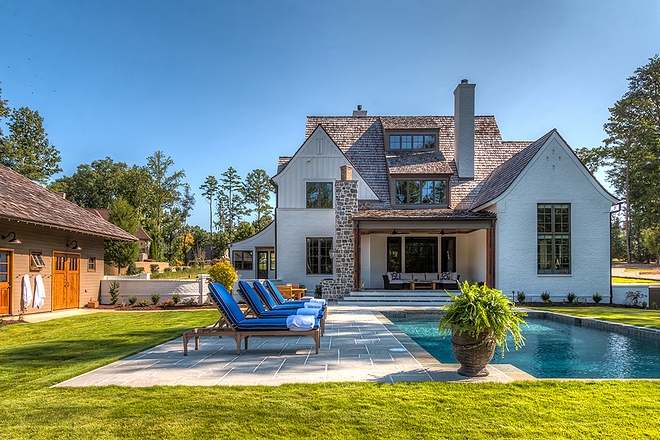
[286,314,315,331]
[304,299,325,308]
[296,307,320,317]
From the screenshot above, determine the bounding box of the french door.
[0,251,10,315]
[52,252,80,310]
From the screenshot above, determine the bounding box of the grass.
[150,266,208,280]
[612,276,658,283]
[1,312,660,439]
[529,306,660,330]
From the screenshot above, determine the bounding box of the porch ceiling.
[356,218,494,232]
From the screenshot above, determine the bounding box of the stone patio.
[55,306,534,387]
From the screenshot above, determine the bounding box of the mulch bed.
[96,304,215,311]
[518,302,633,308]
[0,319,23,328]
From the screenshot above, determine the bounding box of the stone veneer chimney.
[454,79,475,179]
[321,165,358,300]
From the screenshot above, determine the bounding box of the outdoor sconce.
[67,240,82,251]
[2,232,22,244]
[328,249,336,259]
[440,229,446,236]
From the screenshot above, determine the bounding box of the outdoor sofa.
[382,272,460,290]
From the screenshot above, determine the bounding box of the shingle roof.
[0,165,137,241]
[354,207,496,220]
[470,130,555,209]
[300,115,530,213]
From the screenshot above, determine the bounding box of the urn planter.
[451,329,496,377]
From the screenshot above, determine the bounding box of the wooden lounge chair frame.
[183,283,320,355]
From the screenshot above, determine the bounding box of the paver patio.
[55,306,534,387]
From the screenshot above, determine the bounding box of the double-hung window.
[306,237,333,275]
[537,204,570,274]
[306,182,333,208]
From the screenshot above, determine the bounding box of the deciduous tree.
[104,197,140,273]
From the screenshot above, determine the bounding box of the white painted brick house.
[231,80,617,300]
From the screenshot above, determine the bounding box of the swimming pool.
[387,313,660,379]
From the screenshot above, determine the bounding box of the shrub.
[625,290,644,307]
[566,292,576,303]
[128,295,138,305]
[126,262,140,275]
[136,300,150,307]
[516,291,526,304]
[642,301,647,309]
[151,294,160,305]
[161,298,172,307]
[593,293,603,304]
[119,301,126,308]
[172,294,181,304]
[109,281,120,305]
[150,264,160,274]
[164,267,172,273]
[183,298,198,307]
[541,291,551,302]
[208,261,238,292]
[652,301,658,310]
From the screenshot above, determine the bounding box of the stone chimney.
[340,165,353,181]
[454,79,475,179]
[352,105,367,117]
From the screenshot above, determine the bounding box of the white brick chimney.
[454,79,475,179]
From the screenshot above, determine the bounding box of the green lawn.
[612,276,658,283]
[1,311,660,439]
[529,306,660,330]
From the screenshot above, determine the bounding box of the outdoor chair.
[183,282,320,355]
[264,280,325,307]
[256,281,326,311]
[238,281,325,334]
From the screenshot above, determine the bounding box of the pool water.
[388,315,660,379]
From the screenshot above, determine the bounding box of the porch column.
[321,165,358,300]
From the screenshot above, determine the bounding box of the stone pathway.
[55,306,533,387]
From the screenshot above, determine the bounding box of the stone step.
[337,301,448,307]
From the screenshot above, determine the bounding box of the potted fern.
[438,281,527,377]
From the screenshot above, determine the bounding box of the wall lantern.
[2,231,22,244]
[67,240,82,251]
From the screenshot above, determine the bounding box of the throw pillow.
[390,271,400,280]
[440,272,450,280]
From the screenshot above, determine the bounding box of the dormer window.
[388,134,435,150]
[394,179,448,206]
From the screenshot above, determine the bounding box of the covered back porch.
[354,216,496,291]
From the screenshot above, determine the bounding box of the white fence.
[100,275,211,305]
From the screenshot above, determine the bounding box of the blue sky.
[1,0,659,228]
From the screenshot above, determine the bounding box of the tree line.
[0,84,273,271]
[576,55,660,263]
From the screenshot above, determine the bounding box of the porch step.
[338,289,455,306]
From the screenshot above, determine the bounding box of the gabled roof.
[0,165,137,241]
[470,130,555,210]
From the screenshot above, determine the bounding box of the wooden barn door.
[53,252,80,310]
[0,251,10,315]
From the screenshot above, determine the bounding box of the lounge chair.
[254,281,325,311]
[264,280,321,307]
[238,281,325,334]
[183,282,320,355]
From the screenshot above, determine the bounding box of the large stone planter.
[451,329,496,377]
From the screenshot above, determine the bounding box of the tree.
[104,197,140,273]
[143,151,185,261]
[48,157,131,207]
[641,226,660,265]
[200,175,219,241]
[217,166,248,240]
[0,107,62,183]
[0,85,9,136]
[241,168,274,231]
[575,55,660,262]
[234,221,256,242]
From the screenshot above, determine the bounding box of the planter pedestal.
[451,330,496,377]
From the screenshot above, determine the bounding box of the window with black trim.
[389,134,435,150]
[306,237,332,274]
[395,180,448,205]
[306,182,333,208]
[233,251,253,270]
[537,204,570,274]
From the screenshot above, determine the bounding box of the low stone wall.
[99,276,210,305]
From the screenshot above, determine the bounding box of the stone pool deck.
[55,306,534,387]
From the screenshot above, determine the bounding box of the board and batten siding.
[1,220,105,315]
[494,134,616,298]
[273,127,378,209]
